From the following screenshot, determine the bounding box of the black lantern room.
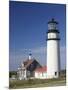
[47,18,60,40]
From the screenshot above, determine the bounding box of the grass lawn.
[9,77,66,89]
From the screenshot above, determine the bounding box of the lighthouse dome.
[48,18,58,30]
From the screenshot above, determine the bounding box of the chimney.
[29,53,32,60]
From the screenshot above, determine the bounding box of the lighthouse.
[47,18,60,78]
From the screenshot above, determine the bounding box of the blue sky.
[9,1,66,71]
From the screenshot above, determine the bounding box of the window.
[55,72,57,76]
[42,73,44,76]
[38,72,40,76]
[48,23,58,30]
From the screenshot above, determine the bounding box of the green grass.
[9,77,66,89]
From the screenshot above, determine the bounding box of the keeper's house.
[17,54,42,80]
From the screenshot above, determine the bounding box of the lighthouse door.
[55,72,57,76]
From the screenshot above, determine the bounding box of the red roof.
[35,66,47,73]
[23,59,33,68]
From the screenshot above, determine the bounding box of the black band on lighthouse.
[46,38,60,41]
[47,30,59,33]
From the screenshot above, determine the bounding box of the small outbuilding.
[34,66,47,79]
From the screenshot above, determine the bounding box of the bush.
[9,71,17,78]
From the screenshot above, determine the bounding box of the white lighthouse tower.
[47,18,60,78]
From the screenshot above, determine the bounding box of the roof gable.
[23,59,33,68]
[23,58,42,69]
